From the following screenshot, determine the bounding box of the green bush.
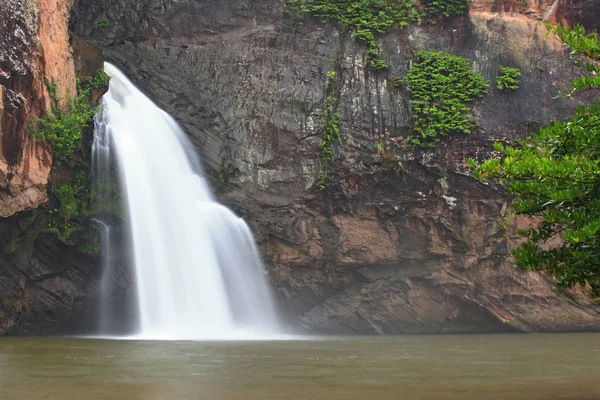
[33,84,96,163]
[425,0,470,18]
[31,70,109,164]
[496,66,521,91]
[407,51,488,146]
[285,0,420,70]
[86,70,110,92]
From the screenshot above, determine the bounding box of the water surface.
[1,334,599,400]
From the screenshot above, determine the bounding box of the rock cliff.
[66,0,600,333]
[1,0,600,334]
[0,0,76,218]
[0,0,108,335]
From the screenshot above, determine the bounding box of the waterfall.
[91,62,281,340]
[93,218,111,332]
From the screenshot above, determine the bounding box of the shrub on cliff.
[31,70,109,164]
[32,81,96,164]
[496,66,521,91]
[407,51,488,146]
[469,24,600,295]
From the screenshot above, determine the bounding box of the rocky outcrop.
[0,211,92,334]
[0,210,135,335]
[0,0,94,334]
[1,0,599,335]
[64,0,600,334]
[0,0,76,218]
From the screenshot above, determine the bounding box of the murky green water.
[1,334,599,400]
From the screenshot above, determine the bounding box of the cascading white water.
[93,62,281,340]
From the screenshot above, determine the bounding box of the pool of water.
[1,333,599,399]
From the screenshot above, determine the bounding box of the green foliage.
[326,70,337,81]
[469,24,600,295]
[32,80,96,163]
[55,185,78,228]
[316,96,342,190]
[549,23,600,61]
[0,171,102,254]
[407,51,488,146]
[547,23,600,95]
[48,170,95,242]
[424,0,470,17]
[31,70,109,164]
[375,141,385,156]
[468,105,600,294]
[391,75,406,88]
[496,66,521,91]
[86,70,110,92]
[285,0,420,70]
[91,17,110,32]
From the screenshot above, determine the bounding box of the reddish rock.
[0,0,76,219]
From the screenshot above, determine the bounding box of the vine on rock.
[407,51,488,146]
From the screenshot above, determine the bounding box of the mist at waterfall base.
[91,62,282,341]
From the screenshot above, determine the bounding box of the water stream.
[91,63,280,340]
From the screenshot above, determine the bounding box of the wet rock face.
[0,211,136,335]
[0,213,99,335]
[66,0,600,334]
